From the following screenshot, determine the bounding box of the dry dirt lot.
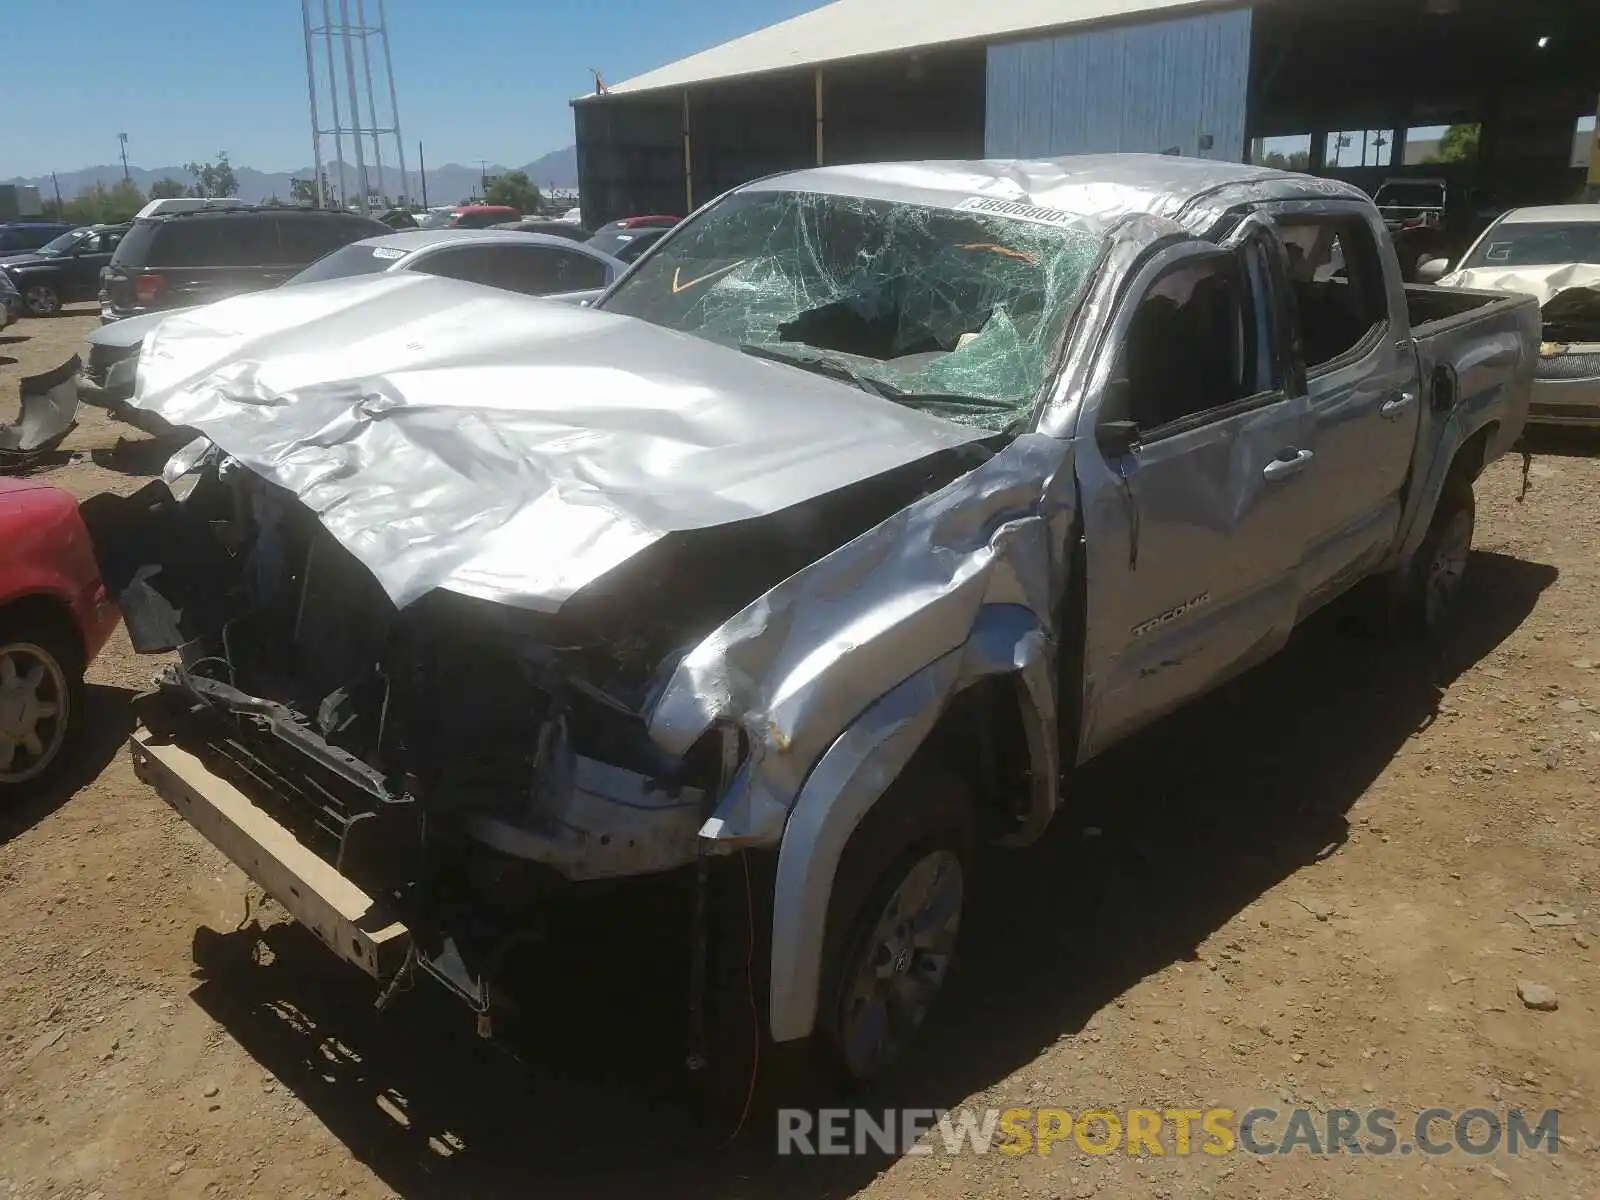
[2,308,1599,1200]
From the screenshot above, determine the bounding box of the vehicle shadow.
[90,431,193,477]
[0,683,136,844]
[183,550,1554,1198]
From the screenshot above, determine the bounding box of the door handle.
[1262,448,1314,481]
[1380,391,1417,420]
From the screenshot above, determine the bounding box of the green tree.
[184,151,240,198]
[1434,123,1480,164]
[57,180,147,224]
[290,171,336,208]
[483,170,542,214]
[104,179,146,220]
[148,177,189,199]
[1261,150,1312,172]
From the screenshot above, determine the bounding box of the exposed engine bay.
[81,431,990,1009]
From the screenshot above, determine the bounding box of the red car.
[420,204,521,230]
[0,479,119,794]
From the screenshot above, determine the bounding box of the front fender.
[767,604,1057,1044]
[649,434,1074,842]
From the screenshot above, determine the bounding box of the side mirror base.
[1098,418,1141,459]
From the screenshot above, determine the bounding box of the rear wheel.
[22,284,61,317]
[0,613,84,797]
[1392,483,1475,637]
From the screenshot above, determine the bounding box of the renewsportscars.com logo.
[777,1106,1562,1158]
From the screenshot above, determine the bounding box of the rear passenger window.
[554,249,609,290]
[1115,252,1270,434]
[1277,218,1388,371]
[110,220,160,267]
[411,245,497,284]
[152,217,278,268]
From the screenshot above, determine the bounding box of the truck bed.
[1401,281,1539,531]
[1404,282,1531,338]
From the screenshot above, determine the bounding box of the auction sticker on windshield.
[955,196,1080,229]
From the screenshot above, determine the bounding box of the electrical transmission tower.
[300,0,408,214]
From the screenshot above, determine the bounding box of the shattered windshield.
[598,189,1105,430]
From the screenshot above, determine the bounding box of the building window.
[1323,129,1395,169]
[1573,115,1598,170]
[1249,134,1312,171]
[1403,123,1480,165]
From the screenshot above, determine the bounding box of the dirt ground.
[2,308,1598,1200]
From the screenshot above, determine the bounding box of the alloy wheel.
[0,642,70,785]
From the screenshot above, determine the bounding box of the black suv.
[101,207,390,321]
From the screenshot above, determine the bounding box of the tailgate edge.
[129,729,410,980]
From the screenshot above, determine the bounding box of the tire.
[0,608,85,798]
[1391,483,1475,637]
[22,284,61,318]
[700,765,974,1128]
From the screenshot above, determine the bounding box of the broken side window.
[598,188,1106,432]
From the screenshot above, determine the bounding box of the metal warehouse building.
[572,0,1599,225]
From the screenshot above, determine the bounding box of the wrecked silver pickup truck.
[83,155,1538,1098]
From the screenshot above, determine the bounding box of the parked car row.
[0,220,77,255]
[0,223,128,317]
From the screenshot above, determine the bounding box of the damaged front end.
[1533,287,1600,428]
[84,422,986,1024]
[86,456,748,1018]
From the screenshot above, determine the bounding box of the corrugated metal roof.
[592,0,1243,99]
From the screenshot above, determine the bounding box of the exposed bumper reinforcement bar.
[129,728,411,981]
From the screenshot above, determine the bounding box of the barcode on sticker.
[956,196,1078,228]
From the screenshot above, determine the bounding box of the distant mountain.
[523,145,577,192]
[4,145,580,208]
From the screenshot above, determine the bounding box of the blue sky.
[6,0,819,176]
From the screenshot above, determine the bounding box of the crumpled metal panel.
[0,355,80,469]
[757,155,1368,240]
[650,432,1073,845]
[1443,263,1600,308]
[126,272,990,611]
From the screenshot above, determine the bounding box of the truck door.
[1270,208,1421,611]
[1074,223,1320,759]
[69,229,120,301]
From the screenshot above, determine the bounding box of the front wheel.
[701,766,974,1125]
[0,614,84,796]
[816,767,974,1089]
[826,842,966,1082]
[1391,484,1475,637]
[22,284,61,317]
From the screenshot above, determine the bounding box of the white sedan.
[1422,204,1600,428]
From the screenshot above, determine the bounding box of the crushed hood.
[1442,263,1600,307]
[128,273,989,612]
